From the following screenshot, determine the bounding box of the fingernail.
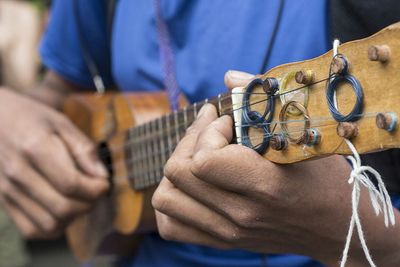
[197,105,208,118]
[198,103,216,119]
[95,162,108,177]
[227,70,254,81]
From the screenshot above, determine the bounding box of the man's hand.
[152,71,400,266]
[0,89,109,238]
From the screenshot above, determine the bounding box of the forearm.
[24,71,82,110]
[351,206,400,266]
[322,192,400,267]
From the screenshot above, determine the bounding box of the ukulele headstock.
[233,22,400,164]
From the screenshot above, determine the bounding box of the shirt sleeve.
[391,193,400,210]
[40,0,114,89]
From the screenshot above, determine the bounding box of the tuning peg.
[337,122,359,139]
[263,78,279,95]
[368,45,391,63]
[376,112,397,132]
[301,128,321,146]
[270,134,288,151]
[331,55,349,75]
[295,70,315,85]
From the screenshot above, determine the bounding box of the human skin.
[152,71,400,266]
[0,71,109,238]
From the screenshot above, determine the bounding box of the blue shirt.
[40,0,373,266]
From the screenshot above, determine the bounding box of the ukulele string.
[95,75,333,158]
[96,110,380,160]
[96,111,381,179]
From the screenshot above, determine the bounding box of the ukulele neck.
[122,92,234,190]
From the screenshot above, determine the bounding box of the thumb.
[51,113,108,178]
[224,70,255,90]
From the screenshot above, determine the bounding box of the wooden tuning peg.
[331,56,349,75]
[270,134,288,151]
[263,78,279,95]
[376,112,397,132]
[336,122,359,139]
[368,45,391,63]
[301,128,321,146]
[295,70,315,85]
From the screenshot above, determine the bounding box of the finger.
[193,115,233,154]
[224,70,255,90]
[52,114,107,178]
[6,162,91,220]
[153,178,251,237]
[0,178,61,236]
[0,196,44,239]
[191,144,271,194]
[167,104,219,159]
[155,211,231,249]
[27,135,109,201]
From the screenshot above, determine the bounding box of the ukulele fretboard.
[124,92,233,190]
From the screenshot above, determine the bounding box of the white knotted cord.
[340,139,395,267]
[332,40,396,267]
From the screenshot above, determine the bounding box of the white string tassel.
[340,139,395,267]
[332,38,395,266]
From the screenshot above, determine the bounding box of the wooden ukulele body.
[63,92,175,260]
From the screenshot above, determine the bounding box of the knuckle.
[219,226,242,243]
[20,136,43,157]
[79,142,95,154]
[263,181,286,202]
[151,190,164,211]
[3,160,24,182]
[191,150,211,177]
[163,158,183,183]
[60,176,79,196]
[42,218,59,234]
[52,112,70,128]
[232,210,257,229]
[53,201,73,219]
[0,180,11,196]
[152,187,171,212]
[184,125,200,136]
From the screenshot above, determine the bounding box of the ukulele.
[64,22,400,260]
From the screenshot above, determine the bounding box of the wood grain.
[64,92,181,260]
[246,22,400,163]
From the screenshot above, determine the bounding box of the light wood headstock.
[236,22,400,164]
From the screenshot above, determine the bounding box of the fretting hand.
[0,89,109,238]
[152,71,400,266]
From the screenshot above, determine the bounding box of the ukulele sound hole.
[98,142,114,194]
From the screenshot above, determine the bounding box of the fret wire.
[136,125,145,188]
[151,119,162,180]
[193,102,198,117]
[134,127,144,189]
[145,122,154,187]
[183,106,188,129]
[124,129,132,186]
[148,121,156,186]
[174,111,180,144]
[158,117,167,167]
[142,124,151,187]
[128,128,139,189]
[166,115,173,159]
[218,93,222,116]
